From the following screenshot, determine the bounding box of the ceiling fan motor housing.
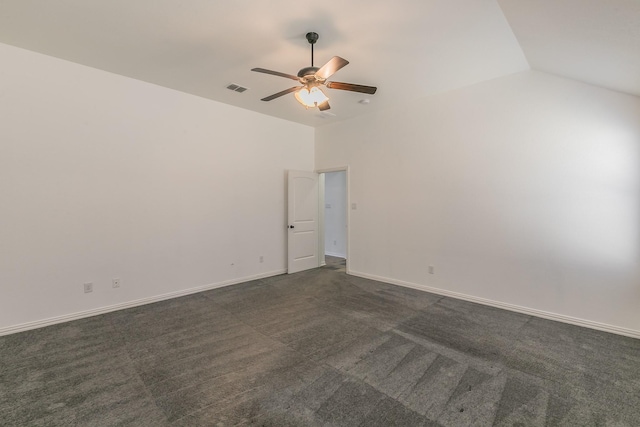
[297,66,320,79]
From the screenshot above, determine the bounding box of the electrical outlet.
[428,266,435,275]
[334,240,337,245]
[84,282,93,293]
[259,256,264,263]
[112,278,120,288]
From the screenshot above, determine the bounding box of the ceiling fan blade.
[318,101,331,111]
[260,86,302,102]
[251,68,299,81]
[314,56,349,80]
[326,81,377,94]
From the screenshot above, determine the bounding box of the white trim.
[318,173,326,268]
[348,270,640,340]
[316,166,349,174]
[0,269,286,337]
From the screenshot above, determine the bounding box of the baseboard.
[0,269,287,336]
[325,251,346,258]
[348,270,640,340]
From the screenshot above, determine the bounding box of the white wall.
[0,43,314,333]
[3,40,639,338]
[316,70,640,336]
[324,171,347,258]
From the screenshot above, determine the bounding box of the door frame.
[316,166,350,274]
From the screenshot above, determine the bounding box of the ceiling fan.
[251,32,377,111]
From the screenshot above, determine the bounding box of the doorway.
[320,170,348,270]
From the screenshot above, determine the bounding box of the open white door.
[288,170,319,274]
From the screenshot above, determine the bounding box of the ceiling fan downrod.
[306,32,319,67]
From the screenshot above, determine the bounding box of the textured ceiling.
[0,1,637,127]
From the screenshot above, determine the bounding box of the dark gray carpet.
[1,260,639,426]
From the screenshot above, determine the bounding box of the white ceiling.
[498,0,640,97]
[0,0,637,127]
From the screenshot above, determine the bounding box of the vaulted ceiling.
[0,0,637,127]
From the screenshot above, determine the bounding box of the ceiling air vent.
[317,111,337,119]
[226,83,248,93]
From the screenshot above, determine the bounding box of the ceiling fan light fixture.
[294,86,329,109]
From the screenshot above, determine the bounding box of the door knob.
[288,225,295,229]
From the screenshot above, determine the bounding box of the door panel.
[288,170,319,273]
